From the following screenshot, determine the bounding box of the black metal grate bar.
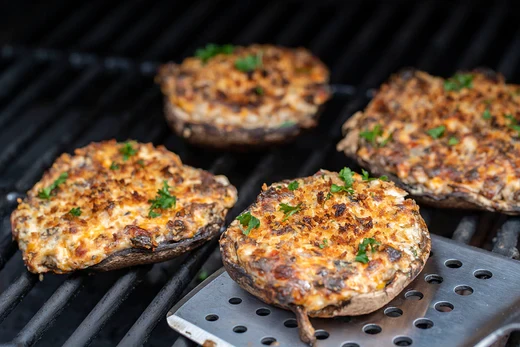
[0,272,37,324]
[452,215,479,244]
[117,240,217,347]
[62,267,151,347]
[12,276,84,346]
[492,218,520,259]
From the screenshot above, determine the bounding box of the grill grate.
[0,0,519,346]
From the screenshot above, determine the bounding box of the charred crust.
[89,221,222,272]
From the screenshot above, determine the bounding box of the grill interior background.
[0,0,519,346]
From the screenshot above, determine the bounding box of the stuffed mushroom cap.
[157,44,331,149]
[11,140,237,274]
[220,169,430,345]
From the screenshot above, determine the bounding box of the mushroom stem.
[292,305,316,346]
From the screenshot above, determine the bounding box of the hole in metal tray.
[233,325,247,333]
[435,301,454,312]
[454,285,474,296]
[404,290,424,300]
[314,329,329,340]
[256,308,271,316]
[414,318,434,329]
[228,297,242,304]
[284,319,298,328]
[363,324,382,335]
[425,274,443,284]
[341,343,360,347]
[394,336,413,346]
[205,314,219,321]
[445,259,462,268]
[384,307,403,317]
[474,269,492,279]
[261,337,277,345]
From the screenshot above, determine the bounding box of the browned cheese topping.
[220,170,429,313]
[338,69,520,214]
[11,140,237,273]
[157,44,331,129]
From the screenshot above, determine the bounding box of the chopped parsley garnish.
[255,86,264,95]
[331,167,355,194]
[288,181,299,191]
[444,73,473,91]
[279,121,296,128]
[411,247,418,257]
[482,108,492,120]
[235,52,262,72]
[69,207,81,217]
[198,270,209,281]
[279,203,302,221]
[236,212,260,235]
[448,137,459,146]
[195,43,234,63]
[137,159,145,167]
[319,238,328,249]
[361,169,388,182]
[109,162,120,170]
[506,114,520,136]
[325,192,332,201]
[427,125,445,139]
[148,180,176,218]
[359,124,383,145]
[355,238,381,264]
[38,172,68,200]
[120,142,137,161]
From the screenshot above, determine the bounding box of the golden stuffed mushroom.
[157,44,331,149]
[11,140,237,274]
[220,168,430,345]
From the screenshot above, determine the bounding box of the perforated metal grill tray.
[167,235,520,347]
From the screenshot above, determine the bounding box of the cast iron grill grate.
[0,0,518,346]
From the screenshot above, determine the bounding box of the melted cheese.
[338,70,520,214]
[11,140,237,274]
[157,44,331,129]
[221,170,430,313]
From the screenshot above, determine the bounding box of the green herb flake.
[325,192,332,201]
[195,43,234,63]
[38,172,68,200]
[444,73,474,92]
[69,207,81,217]
[109,162,120,170]
[235,52,262,72]
[355,238,381,264]
[279,121,296,128]
[506,114,520,136]
[359,124,383,145]
[279,203,302,222]
[120,142,137,161]
[448,137,459,146]
[411,247,418,257]
[148,180,176,218]
[236,211,260,235]
[198,270,209,281]
[288,181,299,191]
[331,167,355,194]
[255,86,264,95]
[319,238,328,249]
[426,125,446,139]
[482,108,492,120]
[137,159,145,167]
[361,169,387,182]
